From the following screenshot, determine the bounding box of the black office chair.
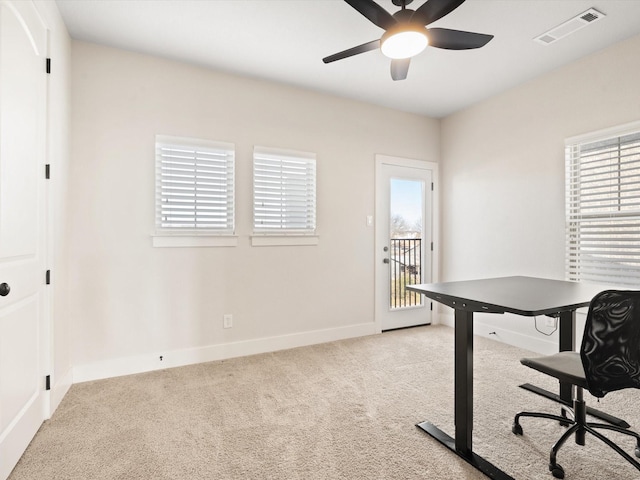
[512,290,640,479]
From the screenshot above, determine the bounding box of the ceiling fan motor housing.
[392,9,416,22]
[392,0,414,6]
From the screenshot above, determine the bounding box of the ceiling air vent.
[534,8,605,46]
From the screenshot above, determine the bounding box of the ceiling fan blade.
[412,0,466,26]
[323,39,380,64]
[390,58,410,81]
[344,0,397,30]
[428,28,493,50]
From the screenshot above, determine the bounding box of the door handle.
[0,283,10,296]
[383,258,390,264]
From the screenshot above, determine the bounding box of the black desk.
[406,276,613,480]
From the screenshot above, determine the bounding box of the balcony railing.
[390,238,422,309]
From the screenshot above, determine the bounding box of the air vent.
[534,8,605,46]
[581,11,599,23]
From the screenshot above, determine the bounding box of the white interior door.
[376,156,435,331]
[0,1,48,478]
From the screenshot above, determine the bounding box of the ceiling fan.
[323,0,494,81]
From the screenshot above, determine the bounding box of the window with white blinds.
[156,135,235,233]
[565,125,640,286]
[253,146,316,233]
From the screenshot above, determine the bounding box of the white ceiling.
[55,0,640,118]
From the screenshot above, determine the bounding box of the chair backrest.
[581,290,640,398]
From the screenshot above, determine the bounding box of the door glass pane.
[389,178,424,309]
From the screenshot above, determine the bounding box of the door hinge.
[430,302,433,311]
[431,182,434,191]
[46,58,51,74]
[45,164,50,179]
[45,375,51,391]
[46,270,51,285]
[430,242,434,251]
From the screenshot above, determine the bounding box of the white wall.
[440,34,640,353]
[33,0,72,412]
[68,41,440,381]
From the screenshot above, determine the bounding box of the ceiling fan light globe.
[381,29,428,59]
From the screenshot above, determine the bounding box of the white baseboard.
[49,368,73,417]
[436,312,558,355]
[72,322,379,383]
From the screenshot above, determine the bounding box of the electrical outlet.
[545,317,556,328]
[223,314,233,329]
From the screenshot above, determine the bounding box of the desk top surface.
[406,276,614,316]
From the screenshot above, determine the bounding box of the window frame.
[153,135,237,248]
[565,120,640,286]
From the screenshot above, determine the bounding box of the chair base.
[512,390,640,479]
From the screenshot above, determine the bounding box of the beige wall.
[68,41,440,379]
[440,34,640,352]
[65,24,640,378]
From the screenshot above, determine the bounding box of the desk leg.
[417,308,515,480]
[455,309,474,454]
[558,310,576,403]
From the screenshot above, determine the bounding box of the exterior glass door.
[376,157,434,331]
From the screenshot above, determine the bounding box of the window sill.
[152,234,238,248]
[251,234,319,247]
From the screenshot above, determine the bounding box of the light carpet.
[9,325,640,479]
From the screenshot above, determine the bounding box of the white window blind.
[565,126,640,286]
[253,146,316,233]
[156,136,235,233]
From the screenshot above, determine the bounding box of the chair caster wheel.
[635,446,640,459]
[549,463,565,479]
[512,422,523,435]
